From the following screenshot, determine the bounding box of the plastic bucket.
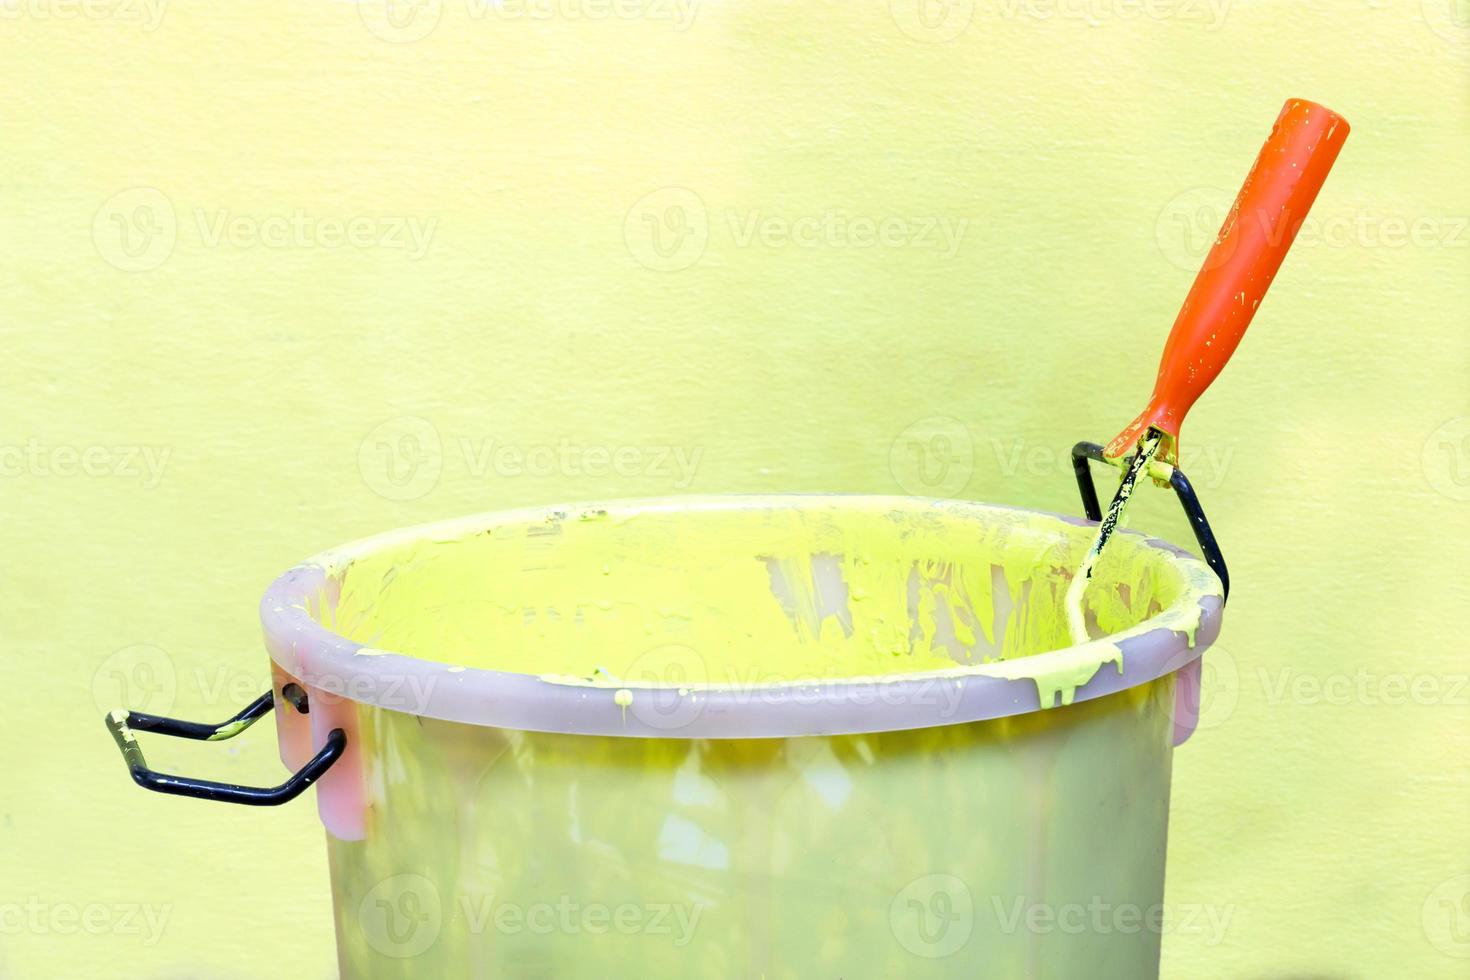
[259,495,1223,978]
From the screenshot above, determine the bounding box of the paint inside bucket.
[310,496,1211,706]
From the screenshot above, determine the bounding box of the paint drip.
[1065,434,1162,646]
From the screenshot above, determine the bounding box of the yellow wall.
[3,1,1467,976]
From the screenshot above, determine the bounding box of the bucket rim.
[259,494,1224,739]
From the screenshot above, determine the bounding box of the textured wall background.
[3,0,1468,976]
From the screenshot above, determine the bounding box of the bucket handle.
[103,686,345,806]
[1070,440,1230,602]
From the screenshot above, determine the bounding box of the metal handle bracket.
[1070,440,1230,602]
[104,688,345,806]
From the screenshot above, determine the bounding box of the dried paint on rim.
[259,495,1224,739]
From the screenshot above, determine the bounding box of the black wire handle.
[104,686,345,806]
[1070,441,1230,602]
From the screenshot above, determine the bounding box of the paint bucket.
[118,495,1224,977]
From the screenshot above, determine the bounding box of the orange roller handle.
[1105,99,1350,465]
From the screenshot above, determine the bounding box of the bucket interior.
[312,497,1200,687]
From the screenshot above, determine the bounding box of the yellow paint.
[205,717,252,741]
[313,497,1211,707]
[4,2,1466,978]
[107,710,134,743]
[1067,434,1163,645]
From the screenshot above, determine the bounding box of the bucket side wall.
[325,673,1179,979]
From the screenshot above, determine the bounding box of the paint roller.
[1066,99,1351,644]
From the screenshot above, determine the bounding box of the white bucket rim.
[259,494,1224,739]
